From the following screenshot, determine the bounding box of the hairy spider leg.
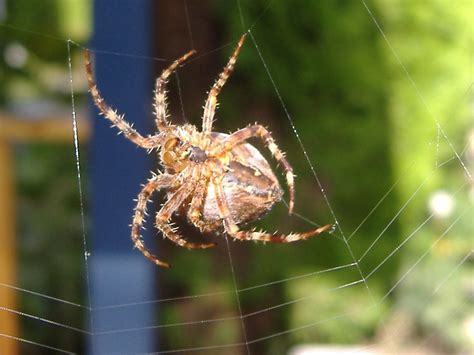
[187,175,212,232]
[212,176,332,243]
[84,50,160,149]
[133,173,215,268]
[215,124,296,215]
[154,172,216,267]
[202,34,246,134]
[154,50,196,131]
[132,174,174,268]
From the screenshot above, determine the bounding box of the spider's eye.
[164,137,180,150]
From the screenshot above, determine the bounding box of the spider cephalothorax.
[85,34,332,268]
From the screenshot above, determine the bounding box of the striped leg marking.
[202,34,246,134]
[131,174,174,268]
[154,50,196,131]
[84,50,160,149]
[155,181,216,263]
[187,177,213,233]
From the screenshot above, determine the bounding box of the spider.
[85,34,332,268]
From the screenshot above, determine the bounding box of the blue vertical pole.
[88,0,156,353]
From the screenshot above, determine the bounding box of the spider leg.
[212,177,332,243]
[155,177,216,260]
[154,50,196,131]
[214,124,296,214]
[132,173,174,268]
[84,50,160,149]
[187,176,211,232]
[202,34,246,134]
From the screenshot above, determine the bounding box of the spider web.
[0,0,472,353]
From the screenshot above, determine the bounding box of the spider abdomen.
[201,139,283,229]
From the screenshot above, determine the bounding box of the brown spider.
[85,34,332,268]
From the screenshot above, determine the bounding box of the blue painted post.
[88,0,156,353]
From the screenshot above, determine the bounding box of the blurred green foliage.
[0,0,90,104]
[1,0,90,352]
[381,0,473,352]
[15,143,86,353]
[213,0,400,348]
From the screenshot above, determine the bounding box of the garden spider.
[85,34,332,268]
